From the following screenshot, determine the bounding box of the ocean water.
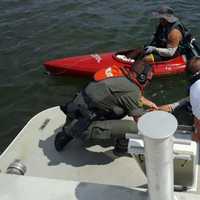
[0,0,200,153]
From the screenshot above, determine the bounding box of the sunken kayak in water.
[43,49,187,77]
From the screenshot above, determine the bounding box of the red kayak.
[43,49,187,77]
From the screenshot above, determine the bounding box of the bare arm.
[158,97,189,112]
[140,96,158,109]
[167,29,183,48]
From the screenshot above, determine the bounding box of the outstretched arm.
[158,97,189,112]
[140,96,158,110]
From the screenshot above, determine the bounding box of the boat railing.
[126,111,198,200]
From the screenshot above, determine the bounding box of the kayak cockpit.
[113,48,187,66]
[113,49,187,76]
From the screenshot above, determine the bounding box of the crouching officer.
[55,61,158,153]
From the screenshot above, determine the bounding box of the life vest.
[151,20,188,54]
[94,65,124,80]
[94,65,152,92]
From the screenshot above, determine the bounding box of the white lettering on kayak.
[105,67,113,77]
[90,54,102,63]
[165,65,172,71]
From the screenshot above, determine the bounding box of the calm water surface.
[0,0,200,153]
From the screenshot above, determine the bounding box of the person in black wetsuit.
[144,6,187,62]
[126,6,198,70]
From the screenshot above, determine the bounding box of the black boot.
[54,130,73,152]
[113,138,130,156]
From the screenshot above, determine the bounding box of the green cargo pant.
[64,117,138,141]
[82,117,138,140]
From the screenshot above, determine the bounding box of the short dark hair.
[187,57,200,74]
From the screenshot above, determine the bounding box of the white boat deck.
[0,107,146,188]
[0,173,200,200]
[0,106,200,199]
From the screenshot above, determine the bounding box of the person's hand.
[146,103,158,112]
[150,102,158,110]
[158,104,172,112]
[144,46,157,54]
[140,96,158,110]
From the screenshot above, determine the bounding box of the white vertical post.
[138,111,177,200]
